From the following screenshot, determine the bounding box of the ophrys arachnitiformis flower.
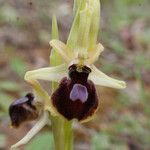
[9,0,126,149]
[23,38,126,123]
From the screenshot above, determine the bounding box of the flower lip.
[9,93,38,128]
[51,63,98,122]
[51,77,98,121]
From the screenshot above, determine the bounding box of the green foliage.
[116,92,131,108]
[101,60,121,73]
[0,92,12,113]
[0,80,22,118]
[92,132,110,150]
[0,5,25,27]
[92,131,128,150]
[0,6,17,23]
[109,40,125,56]
[0,81,20,92]
[10,58,27,77]
[0,134,6,149]
[134,52,150,70]
[25,133,53,150]
[107,0,149,31]
[92,112,150,150]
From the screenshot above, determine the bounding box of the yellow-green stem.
[50,116,65,150]
[50,15,73,150]
[64,120,73,150]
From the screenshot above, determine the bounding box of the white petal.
[89,65,126,89]
[50,40,74,63]
[11,112,49,149]
[25,64,67,82]
[87,43,104,65]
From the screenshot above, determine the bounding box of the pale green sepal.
[31,80,50,105]
[50,40,74,62]
[30,80,57,116]
[50,15,62,66]
[68,0,101,54]
[67,0,86,50]
[25,64,67,82]
[51,15,59,39]
[76,3,93,55]
[86,43,104,65]
[88,0,100,51]
[89,65,126,89]
[73,0,81,16]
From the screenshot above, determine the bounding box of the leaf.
[92,131,111,150]
[0,92,12,112]
[25,132,53,150]
[0,81,20,92]
[0,134,6,148]
[10,58,26,77]
[110,40,125,56]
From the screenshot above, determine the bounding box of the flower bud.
[9,93,39,127]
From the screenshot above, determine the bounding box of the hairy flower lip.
[51,76,98,121]
[51,64,98,121]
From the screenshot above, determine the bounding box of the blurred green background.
[0,0,150,150]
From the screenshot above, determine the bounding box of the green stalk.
[64,120,73,150]
[50,15,73,150]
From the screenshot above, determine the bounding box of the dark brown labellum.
[51,64,98,121]
[9,93,38,127]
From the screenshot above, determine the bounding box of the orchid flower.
[9,82,52,149]
[23,37,125,122]
[9,0,126,149]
